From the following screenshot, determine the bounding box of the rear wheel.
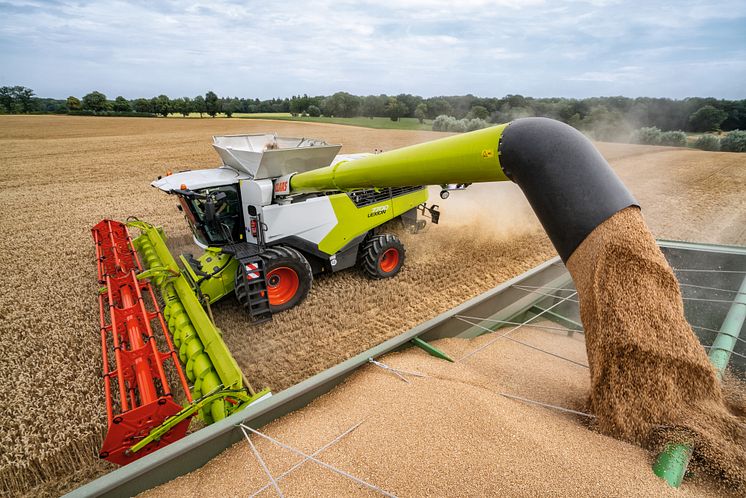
[361,234,405,279]
[235,246,312,314]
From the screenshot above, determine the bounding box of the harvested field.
[1,115,745,496]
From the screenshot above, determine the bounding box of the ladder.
[238,256,272,323]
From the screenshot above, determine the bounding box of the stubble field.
[0,115,744,496]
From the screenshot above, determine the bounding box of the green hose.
[653,274,746,487]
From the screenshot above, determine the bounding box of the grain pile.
[142,325,729,497]
[567,207,746,489]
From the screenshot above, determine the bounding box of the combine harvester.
[90,118,641,467]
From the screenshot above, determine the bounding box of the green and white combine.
[151,134,441,323]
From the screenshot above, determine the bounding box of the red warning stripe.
[245,262,260,280]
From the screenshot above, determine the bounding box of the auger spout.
[290,117,638,262]
[290,124,510,191]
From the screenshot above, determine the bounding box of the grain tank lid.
[212,133,342,180]
[152,167,248,192]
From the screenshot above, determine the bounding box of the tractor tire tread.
[361,234,405,279]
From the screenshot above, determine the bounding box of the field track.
[1,115,744,496]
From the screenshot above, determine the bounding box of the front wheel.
[360,234,405,279]
[263,246,313,312]
[235,246,312,314]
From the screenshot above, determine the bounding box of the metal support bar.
[709,274,746,379]
[410,337,454,362]
[526,305,583,335]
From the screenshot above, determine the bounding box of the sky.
[1,0,745,100]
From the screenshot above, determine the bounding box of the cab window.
[182,185,242,246]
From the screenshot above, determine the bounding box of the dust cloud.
[426,182,540,240]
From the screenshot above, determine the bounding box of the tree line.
[2,85,745,135]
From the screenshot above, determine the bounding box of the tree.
[1,86,35,113]
[307,105,321,117]
[414,103,428,124]
[505,94,528,109]
[289,96,301,116]
[269,97,289,113]
[14,86,35,113]
[469,105,489,120]
[152,94,171,117]
[361,95,387,118]
[689,105,727,132]
[385,97,406,121]
[205,91,219,117]
[0,87,13,113]
[721,100,746,131]
[193,95,206,117]
[289,94,313,115]
[82,91,108,113]
[321,92,360,117]
[172,97,192,117]
[395,93,422,117]
[222,98,240,117]
[181,97,193,116]
[65,95,82,111]
[112,96,131,112]
[133,98,151,113]
[426,98,453,119]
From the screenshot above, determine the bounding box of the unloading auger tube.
[290,117,638,263]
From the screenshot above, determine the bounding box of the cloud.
[567,66,644,83]
[0,0,744,99]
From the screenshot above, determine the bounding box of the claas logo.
[274,181,288,193]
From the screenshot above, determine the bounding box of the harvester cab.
[171,186,240,245]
